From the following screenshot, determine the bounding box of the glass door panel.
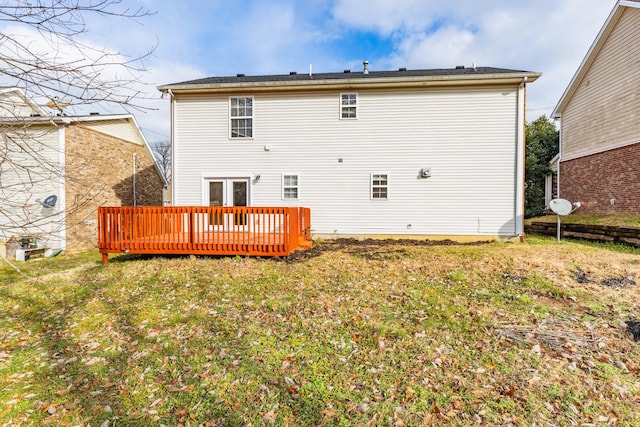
[209,181,224,225]
[233,181,248,226]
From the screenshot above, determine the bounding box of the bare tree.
[0,1,156,253]
[151,139,171,183]
[0,0,156,109]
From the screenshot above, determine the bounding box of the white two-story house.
[158,64,540,241]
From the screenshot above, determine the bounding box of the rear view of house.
[159,64,540,241]
[552,0,640,214]
[0,88,165,258]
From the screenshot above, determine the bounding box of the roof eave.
[158,72,541,94]
[0,113,135,125]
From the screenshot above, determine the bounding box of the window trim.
[229,96,254,139]
[282,173,299,200]
[340,92,358,120]
[370,173,388,200]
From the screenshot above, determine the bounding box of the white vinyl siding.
[172,85,521,237]
[561,7,640,161]
[0,126,64,248]
[0,90,40,117]
[82,119,145,145]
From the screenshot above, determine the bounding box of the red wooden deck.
[98,206,311,263]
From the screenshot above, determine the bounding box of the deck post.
[289,208,299,252]
[189,210,195,249]
[101,253,109,264]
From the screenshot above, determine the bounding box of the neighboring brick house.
[0,87,165,257]
[551,0,640,214]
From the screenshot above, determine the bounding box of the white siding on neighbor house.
[0,90,41,118]
[173,86,521,237]
[562,7,640,161]
[0,126,65,249]
[82,119,145,145]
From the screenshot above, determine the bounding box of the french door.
[205,178,249,227]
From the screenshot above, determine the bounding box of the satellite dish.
[42,195,57,208]
[549,198,573,216]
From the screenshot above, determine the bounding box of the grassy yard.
[1,236,640,426]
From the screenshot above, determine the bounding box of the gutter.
[158,72,542,95]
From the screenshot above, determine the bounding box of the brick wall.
[65,124,164,250]
[560,142,640,214]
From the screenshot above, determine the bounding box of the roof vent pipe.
[363,60,369,74]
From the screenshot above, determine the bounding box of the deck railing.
[98,206,311,263]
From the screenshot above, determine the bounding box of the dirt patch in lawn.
[287,237,489,262]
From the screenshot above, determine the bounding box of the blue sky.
[0,0,619,143]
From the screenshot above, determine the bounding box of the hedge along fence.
[526,222,640,247]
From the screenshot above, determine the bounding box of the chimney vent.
[399,67,407,71]
[455,65,465,69]
[237,73,245,77]
[344,69,351,73]
[363,60,369,75]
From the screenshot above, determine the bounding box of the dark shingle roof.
[160,66,535,88]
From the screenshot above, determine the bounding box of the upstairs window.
[371,173,388,199]
[283,174,299,200]
[230,97,253,138]
[340,93,357,119]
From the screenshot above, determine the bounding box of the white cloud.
[0,0,621,138]
[332,0,616,119]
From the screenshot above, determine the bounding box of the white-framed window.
[340,93,357,119]
[371,173,388,200]
[230,96,253,138]
[282,174,299,200]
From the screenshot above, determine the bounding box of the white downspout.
[515,77,527,238]
[168,88,175,206]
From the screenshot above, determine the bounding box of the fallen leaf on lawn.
[263,410,277,423]
[321,409,336,418]
[405,386,415,400]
